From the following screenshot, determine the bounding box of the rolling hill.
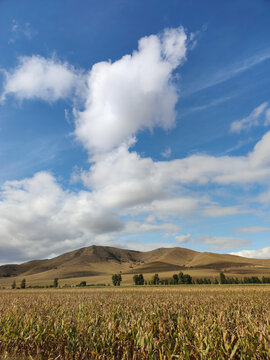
[0,245,270,287]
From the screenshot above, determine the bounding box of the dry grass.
[0,286,269,359]
[1,246,270,289]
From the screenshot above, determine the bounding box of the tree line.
[110,272,270,286]
[10,272,270,288]
[219,272,270,284]
[112,271,193,286]
[11,278,59,289]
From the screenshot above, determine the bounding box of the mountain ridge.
[1,245,270,284]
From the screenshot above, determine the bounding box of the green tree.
[178,272,184,284]
[150,273,159,285]
[183,274,192,284]
[54,278,59,288]
[214,278,219,284]
[11,280,16,289]
[172,274,179,284]
[133,274,139,285]
[133,274,144,285]
[220,272,226,284]
[21,278,26,289]
[138,274,144,285]
[112,274,122,286]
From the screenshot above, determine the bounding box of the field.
[0,286,269,359]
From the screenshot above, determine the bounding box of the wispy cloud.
[186,50,270,95]
[9,20,36,43]
[161,147,172,158]
[237,226,270,234]
[198,234,250,250]
[202,205,249,217]
[219,138,256,156]
[184,95,232,115]
[230,102,269,133]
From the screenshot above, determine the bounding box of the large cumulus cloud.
[73,27,187,155]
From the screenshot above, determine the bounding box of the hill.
[0,245,270,287]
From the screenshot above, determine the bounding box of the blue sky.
[0,0,270,263]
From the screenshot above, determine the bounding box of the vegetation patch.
[0,286,269,359]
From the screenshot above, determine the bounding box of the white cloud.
[148,197,199,216]
[257,189,270,203]
[70,129,270,232]
[230,102,269,133]
[237,226,270,234]
[145,215,156,223]
[175,233,192,244]
[202,205,248,217]
[119,241,176,252]
[164,130,270,185]
[1,55,84,102]
[161,147,172,158]
[1,125,266,262]
[265,109,270,125]
[9,20,36,43]
[123,221,179,234]
[76,143,202,216]
[198,234,250,250]
[1,133,270,262]
[0,171,182,263]
[84,144,166,209]
[0,172,123,263]
[231,247,270,259]
[79,130,270,209]
[73,27,187,155]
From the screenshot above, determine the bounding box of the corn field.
[0,286,269,359]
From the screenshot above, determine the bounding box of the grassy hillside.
[0,245,270,287]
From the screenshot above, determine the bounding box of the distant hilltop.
[0,245,270,285]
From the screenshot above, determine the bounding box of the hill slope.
[0,245,270,286]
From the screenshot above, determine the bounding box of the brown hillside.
[0,245,270,286]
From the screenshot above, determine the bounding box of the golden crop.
[0,286,269,359]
